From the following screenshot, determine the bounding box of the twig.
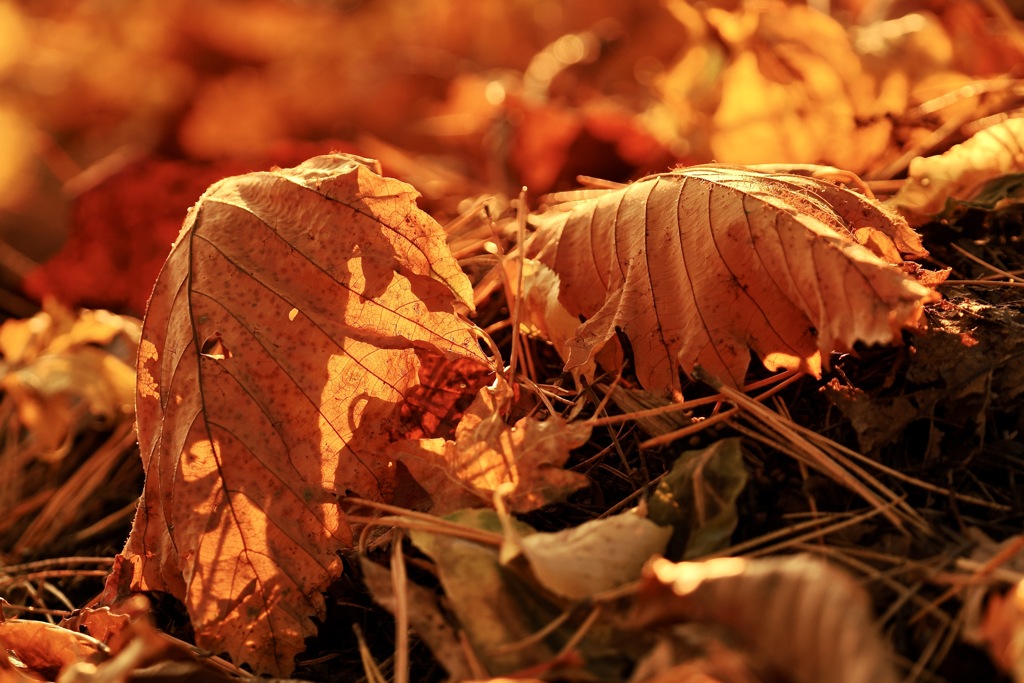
[390,530,409,683]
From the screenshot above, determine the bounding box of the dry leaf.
[825,303,1024,458]
[100,154,489,675]
[509,511,672,600]
[655,2,888,173]
[890,118,1024,215]
[603,384,694,437]
[409,510,563,677]
[504,258,579,355]
[528,164,939,393]
[628,628,760,683]
[631,555,900,683]
[0,598,237,683]
[360,557,475,682]
[391,375,590,514]
[959,531,1024,680]
[978,585,1024,681]
[0,618,105,680]
[647,438,747,560]
[0,301,139,458]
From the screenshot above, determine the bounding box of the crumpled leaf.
[528,164,940,393]
[391,375,590,515]
[631,555,900,683]
[890,118,1024,215]
[0,301,139,458]
[646,438,747,560]
[100,154,489,675]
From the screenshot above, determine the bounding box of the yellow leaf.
[890,118,1024,215]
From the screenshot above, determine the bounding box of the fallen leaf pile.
[3,2,1024,683]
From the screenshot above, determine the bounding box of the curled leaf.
[891,118,1024,215]
[529,164,939,393]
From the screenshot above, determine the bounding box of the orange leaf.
[528,164,940,393]
[0,619,104,680]
[100,154,489,675]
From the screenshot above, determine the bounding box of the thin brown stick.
[950,243,1021,281]
[910,535,1024,624]
[390,530,409,683]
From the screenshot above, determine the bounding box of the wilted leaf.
[409,510,563,677]
[631,555,900,683]
[360,557,475,683]
[391,375,590,514]
[890,118,1024,215]
[647,438,747,560]
[100,154,489,675]
[510,510,672,600]
[528,164,939,393]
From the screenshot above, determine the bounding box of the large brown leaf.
[100,154,489,675]
[527,165,940,393]
[631,555,900,683]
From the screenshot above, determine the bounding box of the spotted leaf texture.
[528,165,940,393]
[100,154,488,675]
